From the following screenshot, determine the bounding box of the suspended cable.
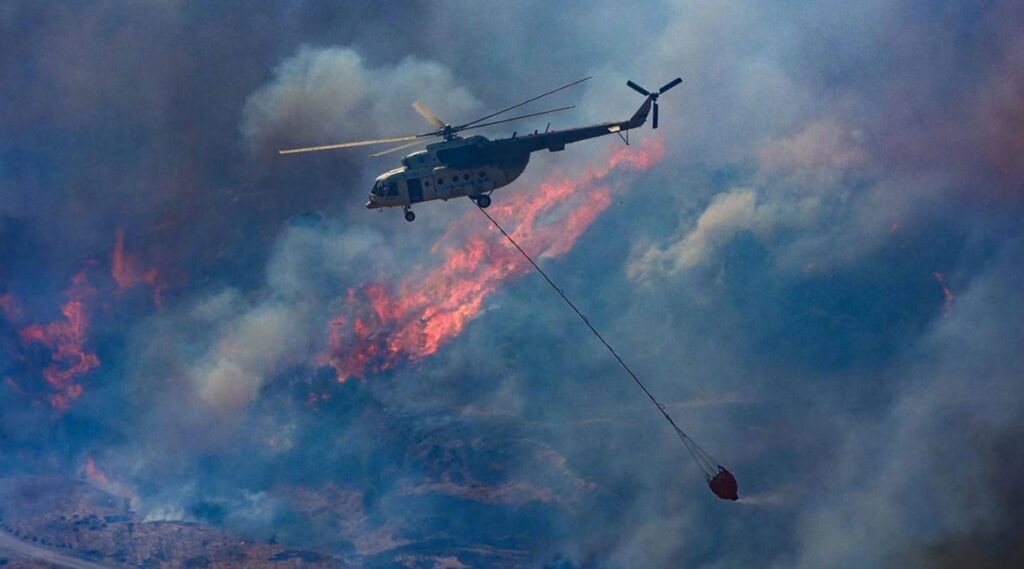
[474,203,730,487]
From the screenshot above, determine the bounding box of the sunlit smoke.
[18,271,100,411]
[112,228,164,306]
[736,491,787,506]
[319,139,664,381]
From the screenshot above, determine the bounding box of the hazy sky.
[2,1,1023,567]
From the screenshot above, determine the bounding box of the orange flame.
[319,139,665,381]
[19,271,99,411]
[112,228,163,306]
[84,455,110,485]
[82,455,140,509]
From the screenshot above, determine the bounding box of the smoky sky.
[2,1,1023,568]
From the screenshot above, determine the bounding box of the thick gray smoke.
[243,46,479,155]
[2,1,1023,567]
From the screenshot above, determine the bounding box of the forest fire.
[18,271,100,411]
[5,232,160,413]
[320,140,664,381]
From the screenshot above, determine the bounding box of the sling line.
[474,204,721,479]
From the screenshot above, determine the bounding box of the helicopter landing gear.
[473,194,491,208]
[404,208,416,222]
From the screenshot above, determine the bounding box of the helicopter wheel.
[475,194,491,208]
[404,210,416,222]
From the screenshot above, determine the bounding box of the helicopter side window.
[387,182,398,197]
[438,178,444,185]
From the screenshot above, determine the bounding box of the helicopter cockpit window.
[387,182,398,197]
[372,182,385,196]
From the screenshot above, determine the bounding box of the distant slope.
[0,476,351,569]
[0,528,114,569]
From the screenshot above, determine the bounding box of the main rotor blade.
[278,134,425,155]
[458,105,575,133]
[368,139,425,158]
[626,80,651,96]
[659,77,682,94]
[456,76,591,130]
[412,100,446,130]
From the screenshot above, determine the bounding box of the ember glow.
[18,271,100,411]
[320,140,664,381]
[112,228,163,305]
[933,272,955,316]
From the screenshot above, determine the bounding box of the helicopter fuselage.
[279,75,680,221]
[366,135,529,209]
[366,96,653,213]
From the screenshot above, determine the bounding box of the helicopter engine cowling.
[367,143,529,210]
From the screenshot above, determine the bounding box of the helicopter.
[279,76,682,221]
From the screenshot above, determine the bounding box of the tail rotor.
[627,77,682,129]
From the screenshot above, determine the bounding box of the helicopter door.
[407,178,424,203]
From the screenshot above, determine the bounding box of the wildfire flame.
[84,455,110,485]
[933,272,955,316]
[0,293,17,320]
[18,271,100,411]
[112,228,163,306]
[82,455,140,510]
[4,376,27,396]
[319,139,665,381]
